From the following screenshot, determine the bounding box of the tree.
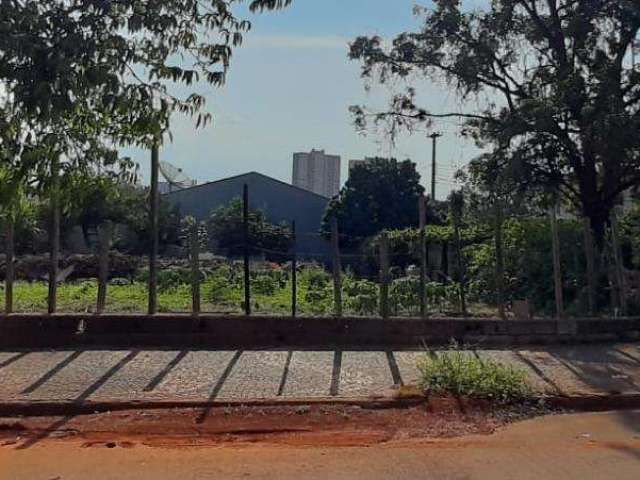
[350,1,640,243]
[207,199,293,258]
[0,0,292,182]
[322,158,427,245]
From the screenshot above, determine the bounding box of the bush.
[299,266,333,315]
[343,277,378,315]
[417,347,532,403]
[136,267,193,292]
[390,277,419,315]
[465,217,592,314]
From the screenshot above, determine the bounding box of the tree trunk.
[583,199,614,251]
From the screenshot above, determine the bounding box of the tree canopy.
[350,0,640,241]
[207,198,293,258]
[322,158,428,244]
[0,0,291,188]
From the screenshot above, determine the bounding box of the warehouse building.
[163,172,331,257]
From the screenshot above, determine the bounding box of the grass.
[0,264,494,316]
[0,279,326,315]
[417,347,533,403]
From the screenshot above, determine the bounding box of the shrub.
[136,267,192,292]
[343,277,378,315]
[202,265,242,304]
[390,277,419,315]
[299,266,333,315]
[417,347,532,403]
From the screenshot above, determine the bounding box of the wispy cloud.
[245,34,349,50]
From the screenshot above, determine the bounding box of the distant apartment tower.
[292,149,341,198]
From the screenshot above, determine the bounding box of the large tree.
[350,1,640,242]
[322,158,427,244]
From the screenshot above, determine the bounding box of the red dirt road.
[1,407,639,479]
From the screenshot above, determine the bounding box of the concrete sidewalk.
[0,344,639,404]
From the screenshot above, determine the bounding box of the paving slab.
[339,351,393,397]
[216,351,289,400]
[0,345,638,403]
[281,351,334,397]
[150,350,238,400]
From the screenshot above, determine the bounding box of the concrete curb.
[1,313,638,348]
[543,393,640,411]
[0,396,426,417]
[1,393,639,418]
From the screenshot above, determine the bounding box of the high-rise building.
[292,149,341,198]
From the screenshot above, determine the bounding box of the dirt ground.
[1,407,639,480]
[0,399,530,449]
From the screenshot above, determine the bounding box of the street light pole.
[429,132,443,201]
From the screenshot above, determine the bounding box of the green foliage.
[299,267,333,315]
[0,0,290,216]
[357,226,490,274]
[388,277,464,315]
[343,277,379,315]
[621,202,640,267]
[207,198,292,258]
[322,158,427,245]
[136,267,194,293]
[465,217,590,314]
[63,173,137,230]
[350,1,640,241]
[417,347,532,403]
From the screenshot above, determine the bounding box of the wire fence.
[1,183,639,319]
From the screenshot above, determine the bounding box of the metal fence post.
[96,222,112,314]
[419,195,427,318]
[190,221,201,316]
[453,218,467,316]
[148,140,160,315]
[583,216,596,316]
[494,201,506,320]
[48,161,60,315]
[4,219,14,314]
[610,208,627,315]
[331,217,342,317]
[291,221,297,318]
[549,202,564,319]
[379,232,390,319]
[243,184,251,316]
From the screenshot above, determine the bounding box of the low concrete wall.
[0,314,638,349]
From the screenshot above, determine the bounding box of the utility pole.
[428,132,443,201]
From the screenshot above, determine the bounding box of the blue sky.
[130,0,486,200]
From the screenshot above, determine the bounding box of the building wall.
[292,149,341,198]
[164,172,331,257]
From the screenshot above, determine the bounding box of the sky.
[128,0,488,200]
